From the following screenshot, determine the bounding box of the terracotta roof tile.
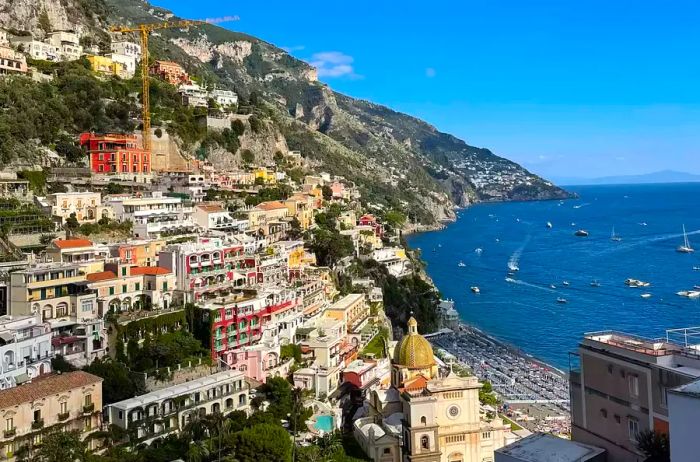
[52,238,94,249]
[130,266,171,276]
[0,371,102,410]
[86,271,117,282]
[256,201,287,211]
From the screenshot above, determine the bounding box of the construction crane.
[109,20,206,152]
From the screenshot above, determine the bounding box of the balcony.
[58,412,70,421]
[3,428,16,438]
[83,403,95,414]
[31,419,44,430]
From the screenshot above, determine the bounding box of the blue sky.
[153,0,700,179]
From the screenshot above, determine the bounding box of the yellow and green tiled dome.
[393,317,436,369]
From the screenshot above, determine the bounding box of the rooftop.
[329,293,364,311]
[255,201,287,211]
[107,369,244,410]
[130,266,171,276]
[52,238,95,250]
[0,371,102,409]
[86,271,117,282]
[495,433,605,462]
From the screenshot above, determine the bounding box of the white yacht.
[470,286,480,294]
[677,225,694,253]
[458,261,466,267]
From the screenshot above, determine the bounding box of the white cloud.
[308,51,362,79]
[425,67,436,78]
[282,45,305,53]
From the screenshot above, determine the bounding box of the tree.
[322,185,333,201]
[228,424,292,462]
[635,430,670,462]
[106,182,125,194]
[83,358,138,404]
[310,229,354,267]
[273,150,285,165]
[478,380,498,405]
[287,217,303,240]
[37,430,87,462]
[384,210,407,229]
[280,343,302,363]
[64,213,79,232]
[241,149,255,164]
[51,355,76,373]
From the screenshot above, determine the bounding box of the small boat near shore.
[677,290,700,299]
[458,261,466,267]
[590,280,601,287]
[625,278,650,288]
[574,229,589,237]
[641,293,652,299]
[546,221,553,229]
[562,281,570,286]
[470,286,480,294]
[556,297,568,304]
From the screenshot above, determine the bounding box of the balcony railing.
[31,419,44,430]
[58,412,70,421]
[3,428,16,438]
[83,403,95,414]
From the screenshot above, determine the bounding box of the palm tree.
[186,440,211,462]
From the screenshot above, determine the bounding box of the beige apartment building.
[570,328,700,462]
[324,293,369,335]
[42,191,112,224]
[0,371,103,459]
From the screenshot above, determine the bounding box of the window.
[629,375,639,398]
[383,449,391,455]
[85,394,92,406]
[60,402,67,414]
[33,410,41,423]
[420,416,427,425]
[81,300,93,312]
[122,284,127,294]
[122,267,127,276]
[628,418,639,440]
[614,414,621,424]
[109,287,114,296]
[600,408,608,418]
[135,283,140,291]
[5,418,12,431]
[84,416,91,430]
[162,282,168,291]
[660,385,668,408]
[482,432,491,439]
[607,364,613,374]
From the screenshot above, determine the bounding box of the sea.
[406,183,700,370]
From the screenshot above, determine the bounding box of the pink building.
[0,44,27,75]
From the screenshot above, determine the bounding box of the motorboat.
[574,230,589,237]
[470,286,480,294]
[556,298,568,304]
[590,280,601,287]
[550,284,557,289]
[562,281,570,286]
[546,221,553,229]
[693,266,700,271]
[458,261,466,267]
[678,291,700,299]
[625,278,651,288]
[474,248,483,255]
[508,262,520,272]
[677,225,694,253]
[641,293,652,299]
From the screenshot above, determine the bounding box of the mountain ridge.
[0,0,571,225]
[553,170,700,186]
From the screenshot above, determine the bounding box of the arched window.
[420,416,427,425]
[421,436,429,450]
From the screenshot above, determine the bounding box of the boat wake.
[508,236,531,271]
[592,229,700,257]
[573,203,591,209]
[505,277,559,294]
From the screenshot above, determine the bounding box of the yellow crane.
[109,20,206,152]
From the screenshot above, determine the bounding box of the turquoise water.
[314,415,333,432]
[407,183,700,369]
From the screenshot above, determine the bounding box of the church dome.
[393,317,436,369]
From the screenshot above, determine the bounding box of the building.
[194,203,247,232]
[40,191,112,224]
[86,55,129,79]
[45,238,107,274]
[8,263,107,367]
[211,88,238,108]
[0,371,103,459]
[158,237,253,303]
[179,83,209,108]
[79,133,151,181]
[668,379,700,462]
[494,433,605,462]
[110,40,141,59]
[0,43,27,75]
[0,314,52,390]
[247,201,289,236]
[370,247,412,278]
[150,60,190,85]
[105,52,136,79]
[108,192,196,239]
[294,316,349,398]
[570,328,700,462]
[324,293,369,336]
[9,35,58,61]
[105,369,249,444]
[45,31,82,61]
[109,239,166,267]
[354,317,508,462]
[0,174,30,201]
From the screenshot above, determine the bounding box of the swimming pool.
[314,415,334,432]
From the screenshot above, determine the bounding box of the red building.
[358,213,384,237]
[149,60,190,85]
[79,133,151,177]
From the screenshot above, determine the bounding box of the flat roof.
[496,433,605,462]
[670,378,700,398]
[329,293,364,311]
[107,369,245,410]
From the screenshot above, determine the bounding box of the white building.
[38,191,112,224]
[10,36,58,61]
[669,379,700,462]
[211,88,238,108]
[46,30,82,61]
[0,314,53,390]
[106,52,136,79]
[194,203,247,232]
[107,192,197,240]
[110,40,141,59]
[495,433,605,462]
[178,83,209,108]
[105,369,250,444]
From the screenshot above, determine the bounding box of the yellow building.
[248,201,289,230]
[254,167,277,184]
[324,293,369,334]
[285,193,315,230]
[0,371,104,459]
[355,318,509,462]
[86,54,129,79]
[46,238,106,275]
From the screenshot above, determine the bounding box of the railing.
[31,419,44,430]
[131,386,245,422]
[58,412,70,421]
[83,403,95,414]
[3,428,16,438]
